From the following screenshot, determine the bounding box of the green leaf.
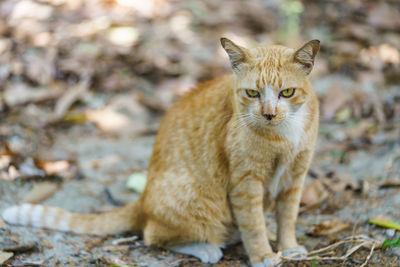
[311,258,318,267]
[382,237,400,249]
[368,216,400,231]
[126,172,147,193]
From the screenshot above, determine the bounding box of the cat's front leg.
[229,172,278,266]
[275,150,312,258]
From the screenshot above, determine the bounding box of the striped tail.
[1,200,143,235]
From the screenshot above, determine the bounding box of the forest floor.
[1,0,400,266]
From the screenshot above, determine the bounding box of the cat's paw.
[251,256,282,267]
[281,246,307,259]
[166,243,223,264]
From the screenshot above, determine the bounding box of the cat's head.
[221,38,319,130]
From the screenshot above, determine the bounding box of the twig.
[282,235,380,263]
[111,235,138,246]
[359,243,375,267]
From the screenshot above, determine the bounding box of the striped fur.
[2,201,143,235]
[2,38,319,266]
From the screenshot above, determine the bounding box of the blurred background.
[0,0,400,266]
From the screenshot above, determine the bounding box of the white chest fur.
[268,164,286,199]
[275,104,308,148]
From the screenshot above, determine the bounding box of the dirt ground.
[1,0,400,266]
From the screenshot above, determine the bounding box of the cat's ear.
[293,40,320,74]
[220,38,248,70]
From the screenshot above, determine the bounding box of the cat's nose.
[263,113,276,120]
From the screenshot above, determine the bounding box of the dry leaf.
[3,82,64,107]
[0,251,13,265]
[22,182,59,204]
[344,120,374,139]
[307,221,351,236]
[324,173,359,193]
[53,76,91,121]
[321,84,351,122]
[379,179,400,189]
[0,165,20,181]
[34,159,71,175]
[136,91,167,112]
[300,179,329,212]
[3,242,37,253]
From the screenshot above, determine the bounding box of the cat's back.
[147,74,233,179]
[173,75,232,117]
[143,74,234,224]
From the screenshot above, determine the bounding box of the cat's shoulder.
[181,75,232,99]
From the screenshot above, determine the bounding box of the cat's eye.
[245,89,260,98]
[279,88,295,98]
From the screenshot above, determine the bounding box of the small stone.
[386,228,396,237]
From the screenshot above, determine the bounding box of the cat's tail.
[1,199,143,235]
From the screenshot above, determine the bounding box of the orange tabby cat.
[2,38,320,266]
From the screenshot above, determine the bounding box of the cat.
[2,37,320,267]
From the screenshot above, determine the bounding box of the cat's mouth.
[264,121,282,127]
[262,118,284,127]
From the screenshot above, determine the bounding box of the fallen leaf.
[324,173,359,193]
[344,120,374,139]
[0,143,19,158]
[368,216,400,231]
[3,242,37,253]
[136,91,167,112]
[53,76,91,121]
[86,108,134,132]
[0,165,20,181]
[379,179,400,189]
[382,236,400,249]
[34,159,71,175]
[321,84,351,122]
[22,182,59,204]
[62,111,88,123]
[107,26,139,47]
[307,221,351,236]
[300,179,329,212]
[0,251,13,265]
[334,106,352,123]
[126,172,147,193]
[3,82,64,107]
[0,155,12,169]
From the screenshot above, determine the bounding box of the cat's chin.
[263,120,283,127]
[249,121,283,134]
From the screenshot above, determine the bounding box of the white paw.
[282,246,307,258]
[166,243,223,263]
[252,257,282,267]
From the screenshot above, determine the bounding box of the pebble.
[386,229,396,238]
